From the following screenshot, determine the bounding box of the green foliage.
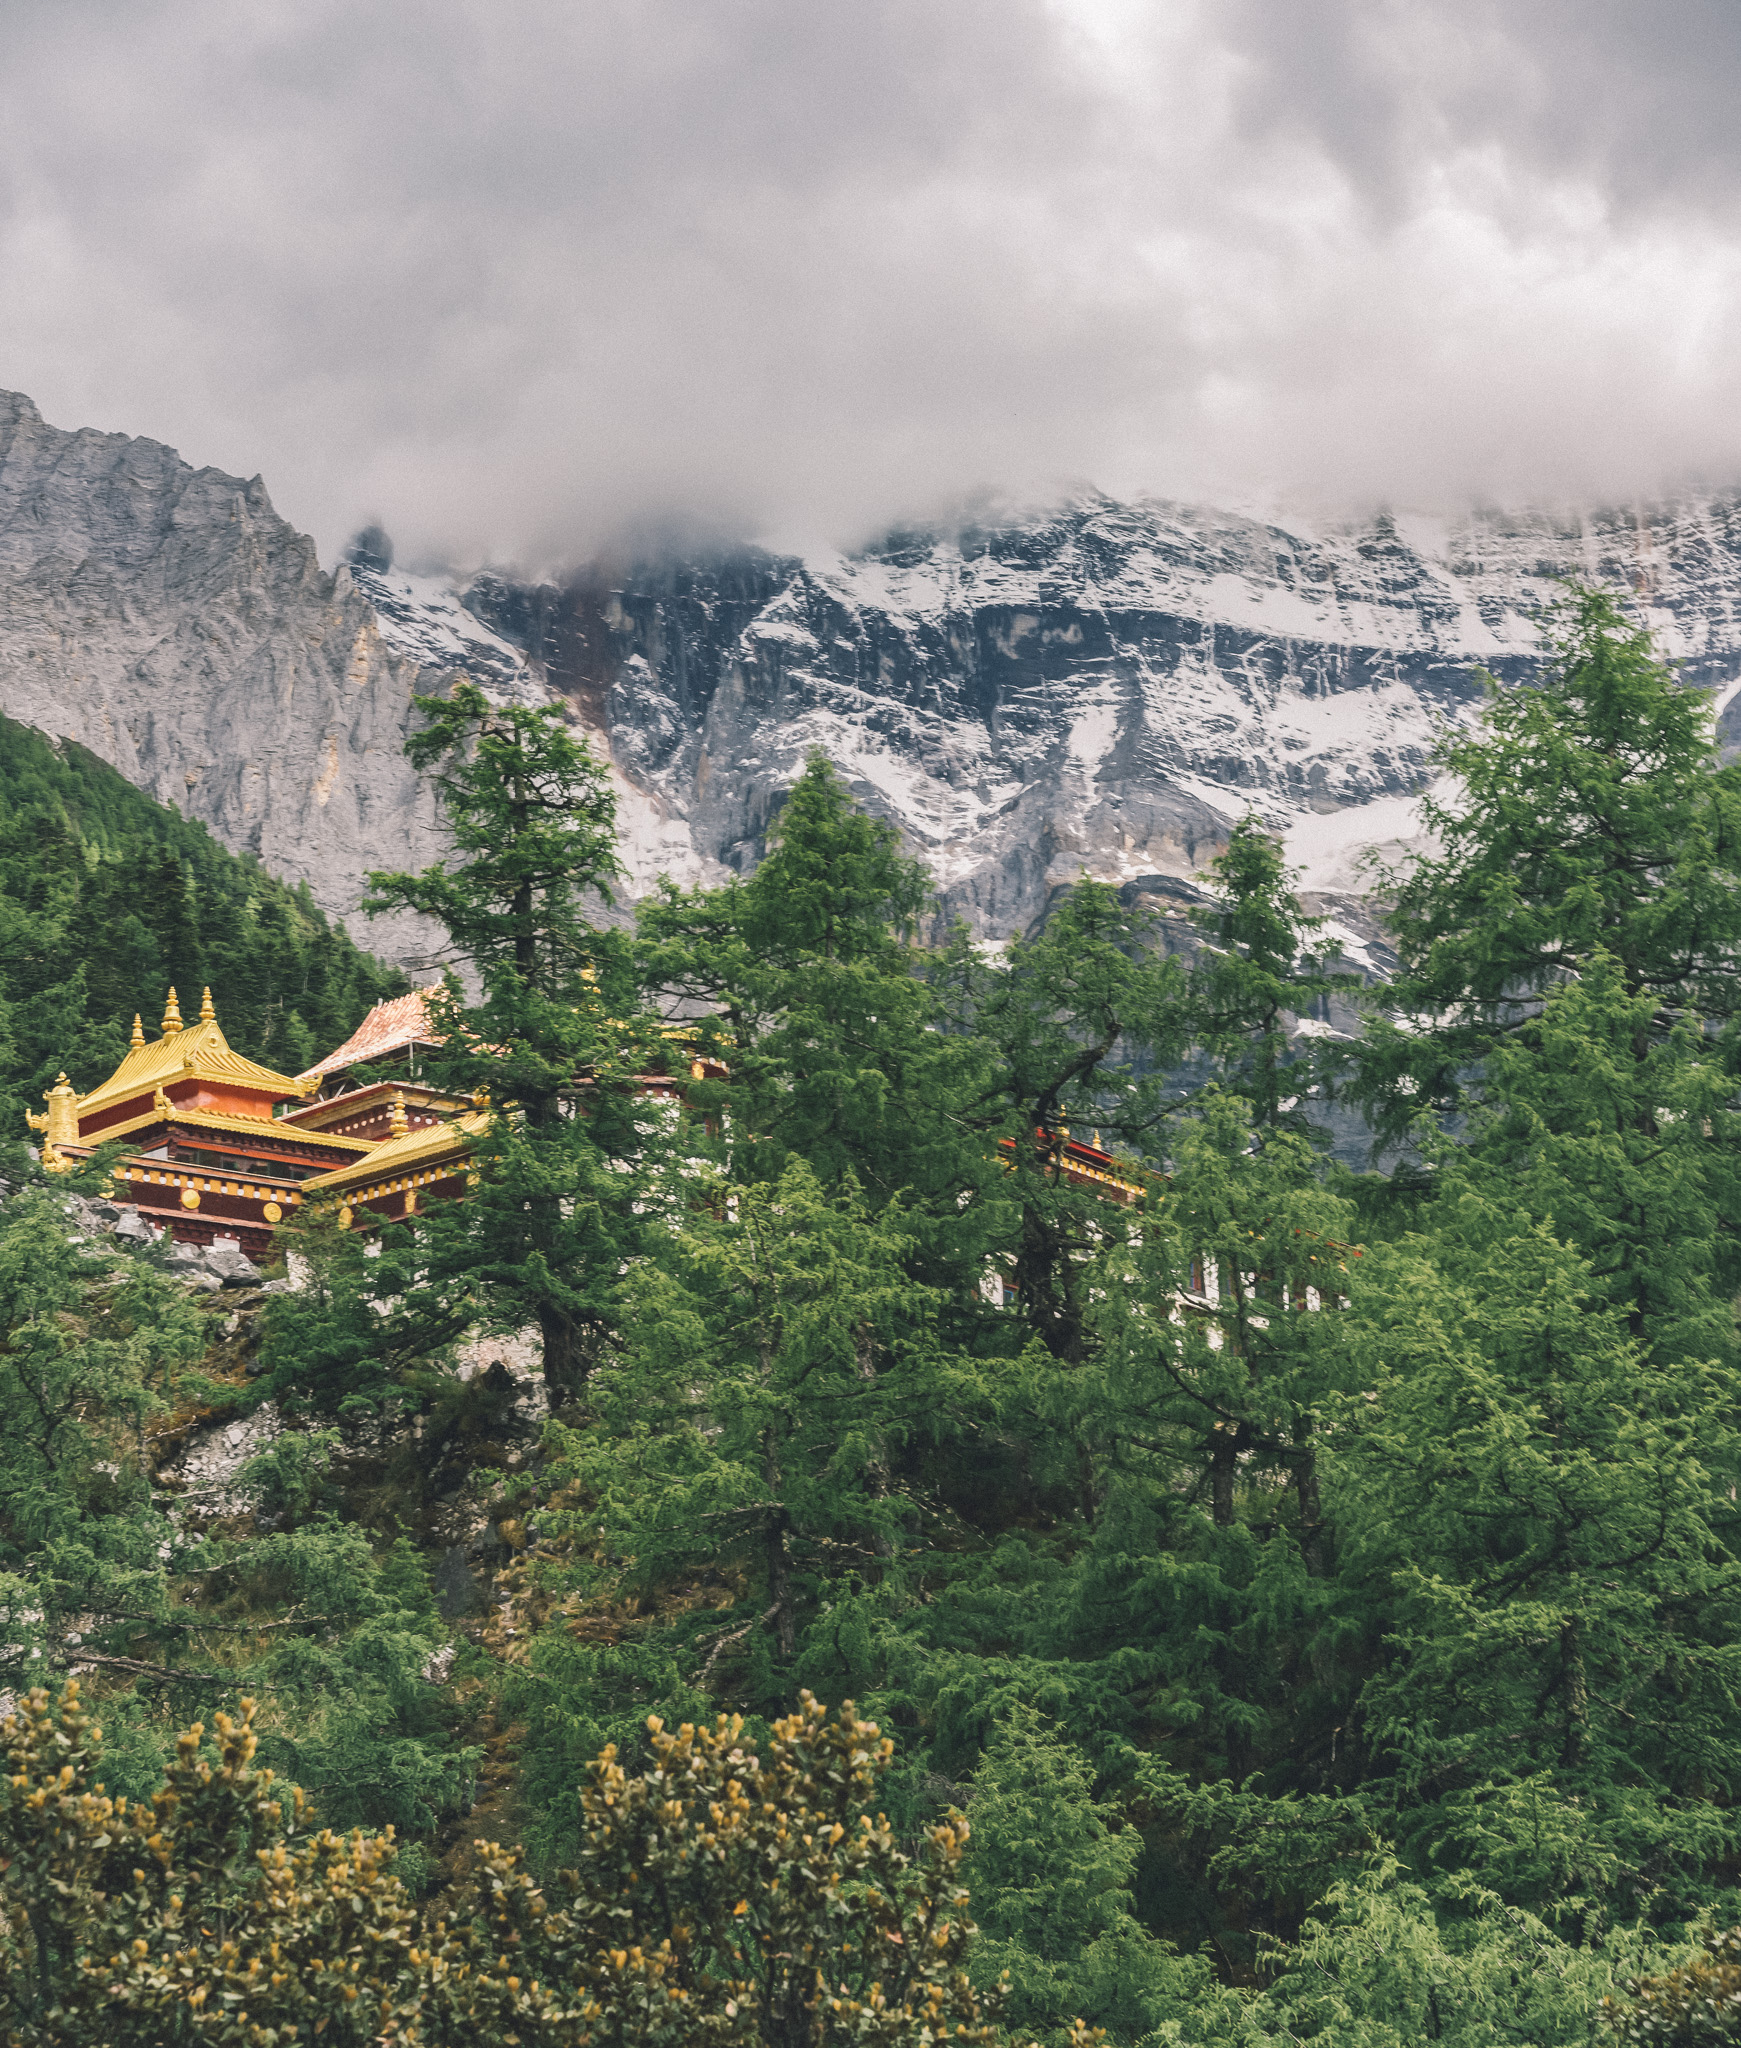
[637,753,1002,1293]
[0,1181,467,1842]
[347,590,1741,2043]
[1357,583,1741,1136]
[0,1183,204,1686]
[0,1682,421,2048]
[963,875,1189,1366]
[530,1159,992,1743]
[1192,816,1353,1132]
[364,680,655,1402]
[253,1208,462,1421]
[0,711,404,1121]
[1605,1926,1741,2044]
[1176,1860,1653,2046]
[29,579,1741,2047]
[963,1708,1204,2043]
[1334,983,1741,1923]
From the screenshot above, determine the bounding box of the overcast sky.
[5,0,1741,571]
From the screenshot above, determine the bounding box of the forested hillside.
[5,589,1741,2045]
[0,713,407,1116]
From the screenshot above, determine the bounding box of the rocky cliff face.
[10,386,1741,982]
[459,494,1741,954]
[0,391,523,967]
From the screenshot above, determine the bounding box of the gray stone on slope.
[433,1545,486,1621]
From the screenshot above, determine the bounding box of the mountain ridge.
[7,387,1741,965]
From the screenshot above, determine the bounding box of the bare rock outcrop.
[0,390,463,965]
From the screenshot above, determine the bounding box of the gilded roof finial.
[129,1014,145,1051]
[28,1073,80,1151]
[161,988,183,1034]
[389,1090,409,1139]
[199,987,216,1024]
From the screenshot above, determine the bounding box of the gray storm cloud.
[4,0,1741,569]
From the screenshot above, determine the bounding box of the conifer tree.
[1191,815,1351,1132]
[1358,583,1741,1136]
[965,878,1190,1366]
[963,1707,1203,2044]
[1335,962,1741,1922]
[635,753,999,1296]
[539,1158,986,1701]
[365,681,651,1402]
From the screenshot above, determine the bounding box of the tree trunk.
[856,1321,895,1568]
[1210,1430,1238,1527]
[763,1430,795,1658]
[1560,1618,1588,1770]
[1291,1424,1328,1575]
[537,1297,586,1404]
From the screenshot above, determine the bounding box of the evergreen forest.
[0,712,408,1117]
[6,588,1741,2045]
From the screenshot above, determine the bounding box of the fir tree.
[965,877,1190,1367]
[1358,582,1741,1138]
[1192,814,1352,1132]
[364,681,651,1402]
[636,753,1001,1298]
[963,1707,1204,2044]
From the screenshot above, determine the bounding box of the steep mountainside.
[458,498,1741,945]
[0,391,522,967]
[9,388,1741,964]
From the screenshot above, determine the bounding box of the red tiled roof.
[299,987,445,1082]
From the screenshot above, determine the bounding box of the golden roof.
[302,1108,490,1196]
[87,1100,380,1153]
[74,989,311,1123]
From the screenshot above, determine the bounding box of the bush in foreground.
[0,1680,1076,2048]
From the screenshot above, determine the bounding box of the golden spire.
[161,988,183,1034]
[389,1090,410,1139]
[129,1014,144,1051]
[199,986,216,1024]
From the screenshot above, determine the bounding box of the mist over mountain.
[9,385,1741,991]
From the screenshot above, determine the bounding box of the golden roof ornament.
[161,988,183,1034]
[389,1091,410,1139]
[199,987,216,1024]
[130,1014,145,1051]
[27,1073,80,1151]
[45,1073,78,1148]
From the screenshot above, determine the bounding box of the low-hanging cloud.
[5,0,1741,571]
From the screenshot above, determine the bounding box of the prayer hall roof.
[75,988,309,1123]
[296,986,444,1083]
[302,1106,490,1196]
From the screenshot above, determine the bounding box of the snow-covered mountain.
[9,385,1741,976]
[447,494,1741,948]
